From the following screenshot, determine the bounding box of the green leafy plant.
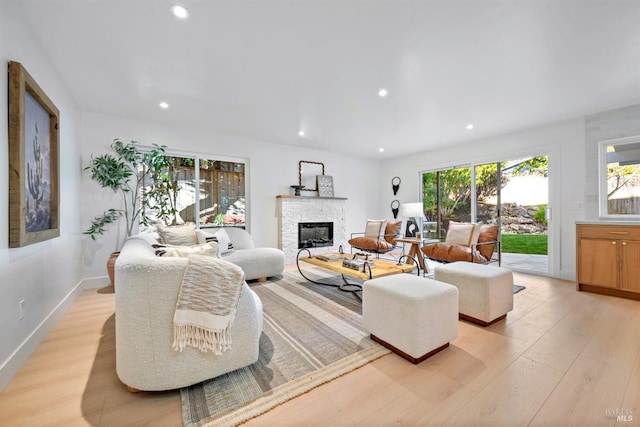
[84,139,177,240]
[533,204,548,226]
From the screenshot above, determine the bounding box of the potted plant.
[84,139,177,286]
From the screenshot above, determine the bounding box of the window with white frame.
[140,151,246,230]
[599,136,640,217]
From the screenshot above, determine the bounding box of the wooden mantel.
[276,195,348,200]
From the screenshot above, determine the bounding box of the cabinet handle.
[612,241,617,245]
[622,241,627,246]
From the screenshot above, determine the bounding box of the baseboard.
[559,269,576,282]
[0,279,85,392]
[82,275,111,289]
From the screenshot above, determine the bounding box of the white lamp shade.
[401,202,424,218]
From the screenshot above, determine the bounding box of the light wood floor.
[1,271,639,426]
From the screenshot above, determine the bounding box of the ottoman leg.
[459,313,507,327]
[371,334,450,364]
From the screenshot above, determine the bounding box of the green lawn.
[501,234,548,255]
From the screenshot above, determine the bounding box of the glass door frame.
[420,151,553,276]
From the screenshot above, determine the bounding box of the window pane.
[140,156,196,230]
[139,155,246,231]
[475,162,500,224]
[422,171,438,238]
[606,142,640,215]
[440,166,472,227]
[422,166,471,239]
[200,160,246,227]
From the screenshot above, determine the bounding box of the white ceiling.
[12,0,640,159]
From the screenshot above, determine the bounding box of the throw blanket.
[173,254,245,355]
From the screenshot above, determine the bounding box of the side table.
[396,237,434,274]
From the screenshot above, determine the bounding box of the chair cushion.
[445,222,477,247]
[477,224,498,261]
[154,242,221,258]
[197,228,234,254]
[384,220,402,244]
[422,243,488,264]
[157,223,198,246]
[349,237,394,252]
[364,219,386,238]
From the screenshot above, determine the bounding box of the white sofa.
[218,227,285,281]
[114,235,264,391]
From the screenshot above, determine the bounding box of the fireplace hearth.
[298,222,334,249]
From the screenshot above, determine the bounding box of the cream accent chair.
[115,235,263,391]
[219,227,285,282]
[157,225,285,282]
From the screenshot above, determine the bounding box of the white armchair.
[114,236,263,391]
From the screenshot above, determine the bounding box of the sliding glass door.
[422,154,549,273]
[498,156,548,272]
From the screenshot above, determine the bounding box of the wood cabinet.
[577,223,640,300]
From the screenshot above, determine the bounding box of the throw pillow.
[470,221,483,246]
[157,223,198,246]
[444,222,477,246]
[154,242,221,258]
[196,228,234,254]
[364,219,386,238]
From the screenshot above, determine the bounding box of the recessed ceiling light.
[379,148,385,153]
[159,102,169,109]
[171,5,189,19]
[298,131,305,137]
[466,124,474,130]
[378,89,388,98]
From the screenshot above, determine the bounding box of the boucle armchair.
[115,236,263,391]
[218,227,285,281]
[155,224,285,282]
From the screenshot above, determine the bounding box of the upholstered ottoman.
[363,275,458,364]
[434,261,513,326]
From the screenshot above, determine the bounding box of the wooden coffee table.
[296,249,418,299]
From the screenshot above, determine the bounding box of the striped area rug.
[181,271,389,427]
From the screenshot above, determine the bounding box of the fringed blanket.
[173,254,245,355]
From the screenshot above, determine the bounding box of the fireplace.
[298,222,334,249]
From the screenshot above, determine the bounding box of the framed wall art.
[317,175,334,197]
[8,61,60,247]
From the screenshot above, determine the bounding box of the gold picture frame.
[8,61,60,247]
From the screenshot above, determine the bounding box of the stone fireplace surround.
[276,195,347,264]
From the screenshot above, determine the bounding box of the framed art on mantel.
[317,175,334,197]
[8,61,60,247]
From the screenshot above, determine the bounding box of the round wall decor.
[392,177,401,195]
[390,200,400,219]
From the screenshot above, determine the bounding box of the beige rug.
[181,271,389,427]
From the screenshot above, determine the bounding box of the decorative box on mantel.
[276,195,347,264]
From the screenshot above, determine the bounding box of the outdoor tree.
[422,156,548,220]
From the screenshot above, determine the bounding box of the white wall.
[80,112,382,281]
[0,1,83,391]
[381,118,586,280]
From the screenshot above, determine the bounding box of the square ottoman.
[434,261,513,326]
[363,274,458,364]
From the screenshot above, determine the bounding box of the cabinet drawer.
[577,225,640,240]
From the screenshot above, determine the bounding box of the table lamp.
[401,202,424,239]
